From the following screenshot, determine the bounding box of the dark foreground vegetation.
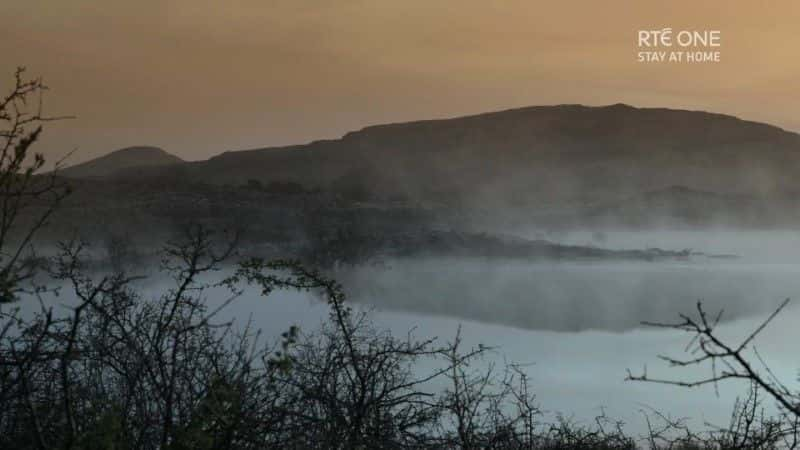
[3,70,800,449]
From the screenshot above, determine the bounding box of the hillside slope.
[61,146,184,178]
[147,104,800,205]
[65,105,800,224]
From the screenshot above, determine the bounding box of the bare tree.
[232,258,458,448]
[628,299,800,448]
[0,227,285,449]
[0,67,71,303]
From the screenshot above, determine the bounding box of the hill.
[59,104,800,227]
[112,104,800,206]
[60,146,184,178]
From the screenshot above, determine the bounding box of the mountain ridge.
[211,104,798,157]
[67,104,800,207]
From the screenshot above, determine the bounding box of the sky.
[3,0,800,164]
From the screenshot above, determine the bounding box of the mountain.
[127,104,800,204]
[71,105,800,214]
[60,146,184,178]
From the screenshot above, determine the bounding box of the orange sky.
[3,0,800,164]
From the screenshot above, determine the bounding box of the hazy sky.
[3,0,800,164]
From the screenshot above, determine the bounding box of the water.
[7,230,800,437]
[331,230,800,433]
[203,287,800,437]
[341,258,800,332]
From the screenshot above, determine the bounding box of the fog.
[11,229,800,436]
[338,230,800,332]
[178,267,800,436]
[540,230,800,263]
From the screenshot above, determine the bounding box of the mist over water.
[327,229,800,433]
[338,230,800,332]
[216,238,800,434]
[13,230,800,436]
[543,229,800,264]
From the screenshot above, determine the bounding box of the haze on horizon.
[3,0,800,165]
